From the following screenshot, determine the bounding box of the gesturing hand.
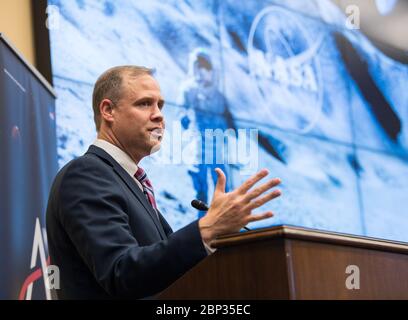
[199,168,281,243]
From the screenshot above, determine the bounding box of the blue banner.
[0,35,57,300]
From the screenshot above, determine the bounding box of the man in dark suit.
[46,66,282,299]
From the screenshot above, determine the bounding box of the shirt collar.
[93,139,138,177]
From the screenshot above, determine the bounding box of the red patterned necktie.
[134,166,158,212]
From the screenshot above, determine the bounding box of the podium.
[158,225,408,299]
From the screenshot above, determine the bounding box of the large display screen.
[48,0,408,241]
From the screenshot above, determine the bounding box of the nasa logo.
[247,6,324,133]
[18,218,59,300]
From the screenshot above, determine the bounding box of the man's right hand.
[199,168,281,244]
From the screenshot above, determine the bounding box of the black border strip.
[31,0,54,87]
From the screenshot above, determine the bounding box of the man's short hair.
[92,65,153,130]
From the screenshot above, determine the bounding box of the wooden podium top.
[212,225,408,255]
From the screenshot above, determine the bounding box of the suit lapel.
[87,145,167,239]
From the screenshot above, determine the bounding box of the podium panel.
[158,226,408,299]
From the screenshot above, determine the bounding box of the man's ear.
[99,99,115,124]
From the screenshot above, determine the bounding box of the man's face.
[111,73,165,160]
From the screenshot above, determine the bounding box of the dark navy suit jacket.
[46,145,207,299]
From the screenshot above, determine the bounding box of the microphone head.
[191,199,209,211]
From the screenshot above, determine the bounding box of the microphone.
[191,199,250,231]
[191,199,209,211]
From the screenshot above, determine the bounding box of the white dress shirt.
[92,139,215,254]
